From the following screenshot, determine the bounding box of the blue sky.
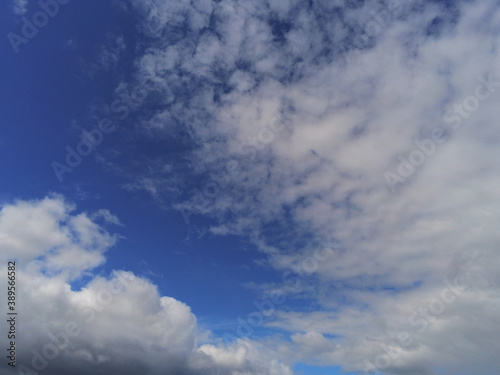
[1,1,500,375]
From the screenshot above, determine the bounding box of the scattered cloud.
[91,209,123,226]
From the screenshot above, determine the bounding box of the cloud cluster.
[109,0,500,373]
[0,196,291,375]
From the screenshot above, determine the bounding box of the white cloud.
[91,209,123,226]
[0,196,291,375]
[0,195,115,279]
[11,0,28,15]
[103,0,500,373]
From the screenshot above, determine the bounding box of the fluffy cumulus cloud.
[0,196,291,375]
[107,0,500,374]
